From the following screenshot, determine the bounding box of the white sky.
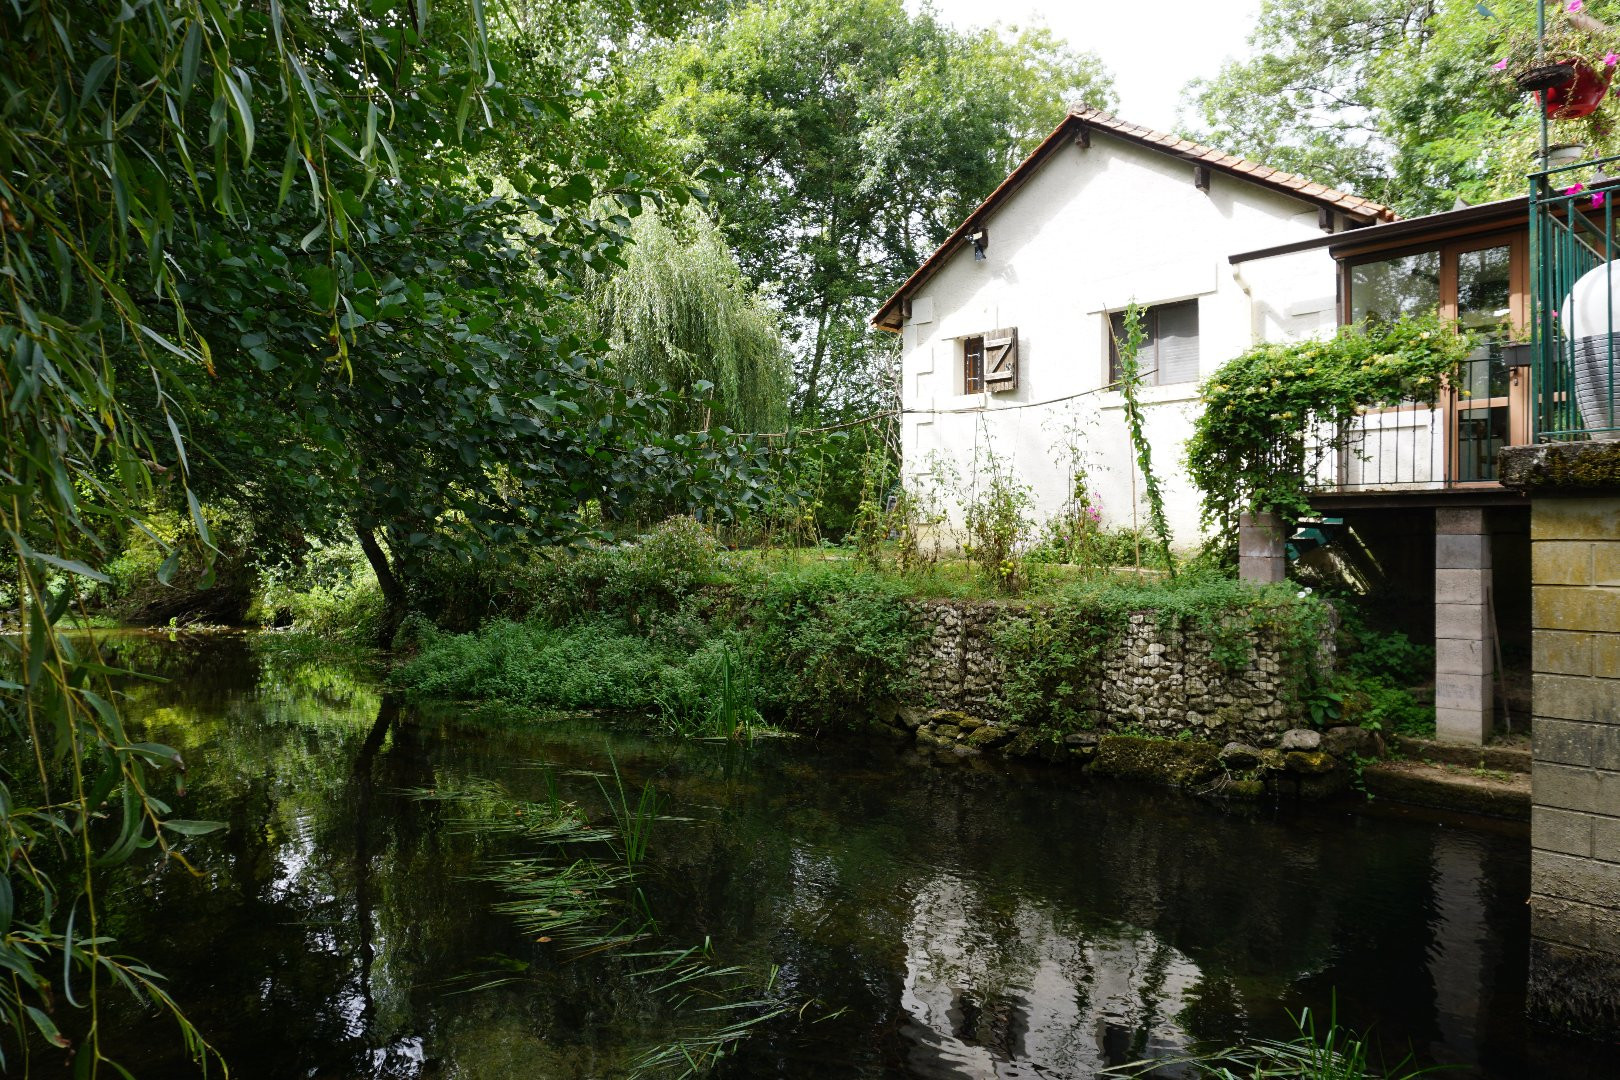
[910,0,1265,133]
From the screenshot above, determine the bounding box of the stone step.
[1390,735,1532,774]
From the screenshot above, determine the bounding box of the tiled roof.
[872,108,1396,330]
[1068,107,1395,223]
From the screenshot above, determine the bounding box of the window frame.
[963,334,985,394]
[1339,229,1530,486]
[1106,299,1201,388]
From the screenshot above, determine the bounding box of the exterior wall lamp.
[970,229,988,261]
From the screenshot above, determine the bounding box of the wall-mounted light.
[970,229,988,261]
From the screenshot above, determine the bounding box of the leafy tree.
[1183,0,1620,216]
[587,205,791,434]
[645,0,1116,418]
[0,0,761,1069]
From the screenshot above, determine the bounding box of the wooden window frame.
[1338,229,1530,486]
[964,335,985,394]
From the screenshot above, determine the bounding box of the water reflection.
[77,633,1604,1080]
[898,872,1197,1077]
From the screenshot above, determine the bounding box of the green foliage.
[1112,304,1176,575]
[1335,612,1436,736]
[1188,315,1474,535]
[256,542,388,646]
[995,575,1333,734]
[646,0,1114,418]
[527,517,727,627]
[589,205,791,435]
[741,565,925,727]
[392,619,690,712]
[1183,0,1620,216]
[962,438,1037,594]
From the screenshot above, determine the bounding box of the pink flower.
[1607,52,1619,67]
[1595,192,1607,207]
[1566,182,1587,195]
[1492,57,1510,71]
[1569,0,1585,12]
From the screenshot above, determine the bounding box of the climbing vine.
[1187,314,1476,535]
[1113,304,1176,574]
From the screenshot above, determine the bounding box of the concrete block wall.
[1435,508,1494,745]
[1525,494,1620,1033]
[1238,511,1286,584]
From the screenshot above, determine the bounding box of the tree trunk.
[355,521,406,648]
[802,294,834,420]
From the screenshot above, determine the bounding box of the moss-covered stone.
[1092,735,1222,787]
[1283,750,1337,775]
[966,724,1012,748]
[1222,778,1265,799]
[1501,442,1620,493]
[933,723,962,740]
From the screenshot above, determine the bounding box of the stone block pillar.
[1238,511,1285,584]
[1434,507,1494,745]
[1501,442,1620,1035]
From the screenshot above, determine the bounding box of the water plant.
[1108,1000,1451,1079]
[420,770,795,1076]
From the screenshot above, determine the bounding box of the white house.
[871,107,1395,548]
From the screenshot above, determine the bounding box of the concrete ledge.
[1501,441,1620,493]
[1361,760,1530,820]
[1392,736,1531,773]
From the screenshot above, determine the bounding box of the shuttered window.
[964,335,985,393]
[1108,300,1201,386]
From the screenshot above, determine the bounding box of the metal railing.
[1304,346,1508,492]
[1531,159,1620,441]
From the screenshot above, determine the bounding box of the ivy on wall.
[1186,315,1476,535]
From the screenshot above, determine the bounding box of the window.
[964,335,984,393]
[1108,300,1200,385]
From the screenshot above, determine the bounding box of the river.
[77,632,1605,1079]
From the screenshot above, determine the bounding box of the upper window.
[1108,300,1200,386]
[1348,251,1441,324]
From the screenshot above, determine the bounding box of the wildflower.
[1492,57,1509,71]
[1596,192,1608,208]
[1569,0,1584,12]
[1297,587,1312,599]
[1566,182,1587,196]
[1608,52,1620,67]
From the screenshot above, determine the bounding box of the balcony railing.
[1532,161,1620,441]
[1304,346,1510,494]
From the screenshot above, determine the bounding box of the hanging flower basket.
[1536,57,1612,119]
[1516,62,1577,92]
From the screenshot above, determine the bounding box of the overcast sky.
[909,0,1265,133]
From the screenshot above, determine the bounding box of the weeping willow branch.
[591,206,791,434]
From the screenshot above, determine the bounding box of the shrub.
[743,565,924,727]
[529,516,726,627]
[392,619,695,712]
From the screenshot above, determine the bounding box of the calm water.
[70,633,1604,1078]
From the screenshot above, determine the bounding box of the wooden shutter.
[983,327,1018,392]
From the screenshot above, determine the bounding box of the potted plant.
[1490,6,1620,120]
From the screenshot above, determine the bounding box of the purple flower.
[1607,51,1620,67]
[1595,192,1608,208]
[1566,182,1587,195]
[1569,0,1585,13]
[1492,57,1510,71]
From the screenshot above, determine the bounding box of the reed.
[1108,999,1452,1080]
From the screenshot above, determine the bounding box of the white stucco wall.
[898,132,1344,551]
